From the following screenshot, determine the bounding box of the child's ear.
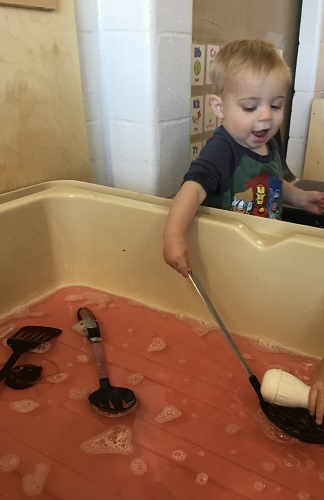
[209,95,224,119]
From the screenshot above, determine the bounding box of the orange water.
[0,286,324,500]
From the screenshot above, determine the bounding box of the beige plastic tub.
[1,180,324,357]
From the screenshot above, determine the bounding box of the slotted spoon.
[189,272,324,444]
[0,326,62,383]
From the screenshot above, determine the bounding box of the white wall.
[287,0,324,179]
[74,0,192,196]
[75,1,324,195]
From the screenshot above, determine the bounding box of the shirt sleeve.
[183,133,236,195]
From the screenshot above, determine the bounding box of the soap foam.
[31,342,51,354]
[147,337,166,352]
[171,450,187,462]
[0,323,15,339]
[9,400,40,413]
[0,454,20,472]
[80,425,134,455]
[76,354,89,363]
[22,463,50,497]
[154,406,182,423]
[64,291,111,308]
[68,387,91,400]
[195,473,208,486]
[127,373,144,386]
[129,458,147,476]
[46,373,68,384]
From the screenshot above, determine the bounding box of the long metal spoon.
[188,271,324,444]
[77,307,136,414]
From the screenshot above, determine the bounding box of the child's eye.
[242,106,256,112]
[271,105,282,110]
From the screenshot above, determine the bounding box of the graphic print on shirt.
[231,174,282,219]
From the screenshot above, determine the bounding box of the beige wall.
[0,0,89,194]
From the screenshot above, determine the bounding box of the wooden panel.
[303,98,324,181]
[0,0,56,10]
[0,0,90,194]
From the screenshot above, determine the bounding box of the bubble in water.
[198,451,205,457]
[306,460,315,470]
[195,473,208,485]
[31,342,51,354]
[9,400,40,413]
[0,454,20,472]
[46,372,68,384]
[297,491,310,500]
[0,323,15,339]
[254,409,298,444]
[154,406,182,423]
[22,462,50,497]
[192,322,212,337]
[127,373,144,386]
[76,354,89,363]
[284,455,300,468]
[80,425,133,455]
[319,472,324,481]
[225,423,240,434]
[254,482,265,492]
[147,337,166,352]
[68,387,91,400]
[262,461,275,472]
[64,291,111,308]
[242,352,253,360]
[129,458,147,476]
[171,450,187,462]
[72,321,87,336]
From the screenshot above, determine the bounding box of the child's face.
[213,67,287,154]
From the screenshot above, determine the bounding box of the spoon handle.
[91,342,109,379]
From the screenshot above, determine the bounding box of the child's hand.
[301,190,324,215]
[308,359,324,425]
[163,235,190,277]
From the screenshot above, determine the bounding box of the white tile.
[77,32,102,122]
[286,138,307,179]
[157,119,190,197]
[294,42,319,93]
[156,0,193,33]
[102,32,154,122]
[299,0,323,44]
[315,43,324,91]
[100,0,151,31]
[86,121,108,185]
[289,92,313,139]
[157,34,191,121]
[74,0,99,33]
[107,120,159,193]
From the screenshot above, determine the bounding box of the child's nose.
[258,106,272,122]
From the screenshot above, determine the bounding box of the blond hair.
[210,39,291,95]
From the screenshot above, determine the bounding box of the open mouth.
[252,129,269,141]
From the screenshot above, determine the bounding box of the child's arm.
[163,181,206,277]
[308,358,324,425]
[282,181,324,215]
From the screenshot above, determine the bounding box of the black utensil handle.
[0,351,23,382]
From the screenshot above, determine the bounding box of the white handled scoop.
[261,368,310,409]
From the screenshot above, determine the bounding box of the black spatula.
[0,326,62,383]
